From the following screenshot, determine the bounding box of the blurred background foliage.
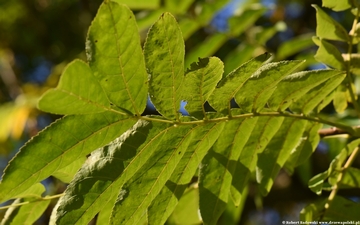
[0,0,359,224]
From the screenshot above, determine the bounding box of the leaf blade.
[38,60,111,115]
[199,118,258,225]
[312,4,349,42]
[235,60,304,113]
[144,12,185,120]
[110,123,197,225]
[0,112,135,203]
[208,53,271,114]
[147,122,225,224]
[86,2,148,115]
[182,57,223,119]
[55,120,171,225]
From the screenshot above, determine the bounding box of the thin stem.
[0,193,64,211]
[345,9,360,117]
[323,147,360,216]
[138,111,357,136]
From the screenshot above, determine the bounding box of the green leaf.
[322,196,360,220]
[55,120,171,225]
[12,183,46,199]
[1,184,49,225]
[333,84,348,113]
[289,72,346,114]
[312,4,350,42]
[1,197,50,225]
[338,167,360,188]
[313,36,346,69]
[110,123,197,225]
[308,139,360,195]
[256,118,307,195]
[316,90,336,112]
[235,60,304,113]
[322,0,352,11]
[0,112,135,203]
[343,53,360,76]
[199,118,258,225]
[147,122,225,224]
[284,122,322,174]
[268,70,345,112]
[166,187,201,225]
[182,57,223,119]
[86,2,148,115]
[300,199,326,221]
[95,195,116,225]
[38,60,111,115]
[144,12,185,120]
[329,138,360,173]
[231,116,283,202]
[51,156,86,183]
[208,53,271,114]
[111,0,160,9]
[308,171,330,195]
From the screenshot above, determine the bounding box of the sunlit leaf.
[338,167,360,189]
[182,57,223,119]
[235,60,304,113]
[208,53,271,114]
[144,12,185,120]
[313,36,345,69]
[333,85,348,113]
[312,4,349,42]
[0,112,135,203]
[110,122,196,225]
[268,70,345,113]
[38,60,111,115]
[147,122,224,224]
[322,0,352,11]
[1,198,50,225]
[86,2,148,115]
[55,120,171,225]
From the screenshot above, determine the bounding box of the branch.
[318,127,354,138]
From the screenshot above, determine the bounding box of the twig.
[318,126,360,138]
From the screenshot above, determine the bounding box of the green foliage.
[1,0,360,224]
